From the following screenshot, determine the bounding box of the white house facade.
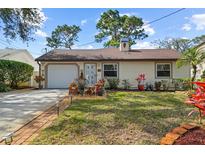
[36,40,191,89]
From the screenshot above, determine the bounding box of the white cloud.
[181,36,189,39]
[35,29,48,37]
[72,45,94,49]
[132,41,156,49]
[182,24,191,31]
[119,12,138,17]
[190,14,205,30]
[81,19,87,26]
[142,22,155,36]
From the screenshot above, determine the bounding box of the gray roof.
[35,48,181,61]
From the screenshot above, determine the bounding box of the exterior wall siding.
[119,61,155,86]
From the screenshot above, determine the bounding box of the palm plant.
[177,46,205,82]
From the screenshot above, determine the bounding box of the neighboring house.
[36,39,191,89]
[195,42,205,79]
[0,48,38,87]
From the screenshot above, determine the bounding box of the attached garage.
[47,64,78,88]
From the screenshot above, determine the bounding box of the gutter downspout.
[37,61,42,89]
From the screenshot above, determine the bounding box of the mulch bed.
[174,127,205,145]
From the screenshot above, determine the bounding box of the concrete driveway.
[0,89,67,139]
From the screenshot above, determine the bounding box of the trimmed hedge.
[0,60,34,88]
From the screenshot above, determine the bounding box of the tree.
[95,9,148,48]
[0,8,45,42]
[177,46,205,82]
[0,60,34,88]
[152,35,205,52]
[46,24,81,49]
[152,38,192,52]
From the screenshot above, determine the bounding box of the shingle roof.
[35,48,181,61]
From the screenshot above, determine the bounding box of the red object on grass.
[186,82,205,123]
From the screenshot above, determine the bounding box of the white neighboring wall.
[193,43,205,79]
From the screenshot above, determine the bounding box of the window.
[103,63,118,78]
[156,63,171,78]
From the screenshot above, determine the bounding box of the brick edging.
[160,123,199,145]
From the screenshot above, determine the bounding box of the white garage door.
[47,64,78,88]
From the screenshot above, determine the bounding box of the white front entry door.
[47,64,78,88]
[85,64,97,85]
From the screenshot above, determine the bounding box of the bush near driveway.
[0,82,10,92]
[31,92,198,145]
[0,59,33,88]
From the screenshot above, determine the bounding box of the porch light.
[2,132,14,145]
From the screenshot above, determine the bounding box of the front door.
[85,64,97,86]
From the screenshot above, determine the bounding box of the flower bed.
[160,123,205,145]
[174,127,205,145]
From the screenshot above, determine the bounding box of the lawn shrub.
[121,79,130,90]
[0,60,34,88]
[174,78,192,90]
[0,82,10,92]
[107,78,119,89]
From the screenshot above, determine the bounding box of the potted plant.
[34,75,45,89]
[69,82,78,95]
[122,79,130,90]
[155,81,162,91]
[95,79,105,96]
[76,72,87,96]
[136,73,146,91]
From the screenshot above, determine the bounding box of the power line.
[0,38,21,49]
[77,8,186,47]
[146,8,185,25]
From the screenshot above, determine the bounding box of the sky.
[0,8,205,58]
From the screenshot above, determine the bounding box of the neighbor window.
[103,63,118,78]
[156,63,171,78]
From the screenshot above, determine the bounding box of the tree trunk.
[191,65,197,89]
[192,65,197,82]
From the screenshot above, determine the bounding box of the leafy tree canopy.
[95,9,148,48]
[46,24,81,49]
[152,35,205,52]
[0,8,45,42]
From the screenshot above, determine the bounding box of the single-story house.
[0,48,39,87]
[35,40,191,89]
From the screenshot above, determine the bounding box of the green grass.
[32,91,199,145]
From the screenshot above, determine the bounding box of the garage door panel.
[47,64,78,88]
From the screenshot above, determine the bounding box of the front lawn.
[32,91,198,144]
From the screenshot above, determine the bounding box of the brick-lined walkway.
[0,95,71,145]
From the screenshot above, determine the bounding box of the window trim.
[155,62,172,79]
[102,63,119,78]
